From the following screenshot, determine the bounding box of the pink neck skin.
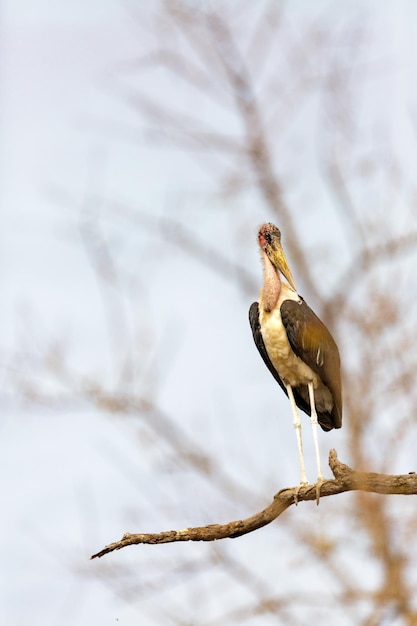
[261,249,281,313]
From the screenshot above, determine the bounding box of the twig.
[90,449,417,559]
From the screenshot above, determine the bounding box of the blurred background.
[2,1,417,624]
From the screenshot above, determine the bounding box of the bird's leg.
[307,382,324,503]
[285,384,308,485]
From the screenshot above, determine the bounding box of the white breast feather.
[259,283,320,388]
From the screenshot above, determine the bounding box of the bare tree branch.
[90,450,417,559]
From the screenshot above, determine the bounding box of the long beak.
[271,246,297,291]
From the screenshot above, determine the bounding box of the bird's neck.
[261,250,281,313]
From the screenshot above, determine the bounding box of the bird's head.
[258,223,296,291]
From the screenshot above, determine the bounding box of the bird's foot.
[315,476,324,506]
[293,480,309,505]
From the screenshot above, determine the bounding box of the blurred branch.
[323,154,367,245]
[91,450,417,559]
[113,204,258,294]
[109,3,325,299]
[204,9,320,299]
[323,231,417,326]
[84,384,262,505]
[79,156,137,386]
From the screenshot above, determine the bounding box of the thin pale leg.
[285,384,308,485]
[308,381,323,481]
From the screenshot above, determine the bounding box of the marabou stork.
[249,223,342,484]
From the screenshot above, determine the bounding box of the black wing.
[249,302,312,418]
[280,297,342,430]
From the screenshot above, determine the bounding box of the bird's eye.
[264,232,272,243]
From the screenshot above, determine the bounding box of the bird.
[249,223,342,485]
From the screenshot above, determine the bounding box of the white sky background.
[2,2,417,625]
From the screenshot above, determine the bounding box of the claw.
[315,477,324,505]
[293,481,309,505]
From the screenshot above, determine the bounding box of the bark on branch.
[90,449,417,559]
